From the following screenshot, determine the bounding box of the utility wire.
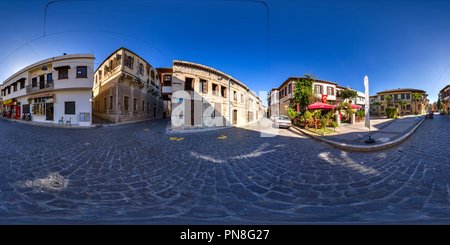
[430,63,450,94]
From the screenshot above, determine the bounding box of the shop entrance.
[45,103,54,120]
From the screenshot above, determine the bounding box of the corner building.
[1,53,94,126]
[92,47,164,123]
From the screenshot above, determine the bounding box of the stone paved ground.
[0,114,450,224]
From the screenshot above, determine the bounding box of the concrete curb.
[292,116,427,151]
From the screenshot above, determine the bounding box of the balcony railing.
[26,81,54,93]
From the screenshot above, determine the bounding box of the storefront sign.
[28,93,54,99]
[43,98,54,103]
[3,99,12,104]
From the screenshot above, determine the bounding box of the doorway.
[233,109,238,125]
[46,103,54,120]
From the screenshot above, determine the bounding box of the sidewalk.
[292,114,426,151]
[0,116,97,128]
[1,115,163,129]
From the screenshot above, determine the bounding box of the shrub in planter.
[385,107,398,118]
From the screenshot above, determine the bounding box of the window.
[327,87,334,96]
[126,56,133,69]
[47,73,53,84]
[288,83,291,94]
[99,71,102,80]
[163,75,172,86]
[139,64,144,75]
[147,102,150,112]
[133,98,137,111]
[185,78,194,91]
[394,94,398,100]
[77,66,87,78]
[23,104,30,114]
[221,86,227,97]
[406,104,411,110]
[315,85,322,94]
[58,68,68,79]
[212,84,218,95]
[32,77,37,87]
[124,96,129,111]
[200,79,207,93]
[381,95,384,101]
[234,91,237,101]
[110,96,113,110]
[65,102,75,115]
[401,94,405,99]
[406,93,410,99]
[20,79,25,89]
[142,101,145,112]
[13,83,17,92]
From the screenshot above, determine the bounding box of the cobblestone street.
[0,114,450,224]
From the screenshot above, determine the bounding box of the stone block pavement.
[0,113,449,226]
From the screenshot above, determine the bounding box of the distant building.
[1,53,94,126]
[376,88,427,115]
[439,85,450,114]
[271,77,338,116]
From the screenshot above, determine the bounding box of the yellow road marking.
[246,126,253,129]
[144,129,150,131]
[152,122,157,125]
[218,135,227,139]
[170,137,184,141]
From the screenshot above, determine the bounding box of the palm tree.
[411,92,422,115]
[385,95,392,108]
[397,101,407,117]
[373,102,382,116]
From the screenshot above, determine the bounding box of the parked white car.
[274,115,291,128]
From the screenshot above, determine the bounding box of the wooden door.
[233,109,237,125]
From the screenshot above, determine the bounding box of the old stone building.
[169,60,263,130]
[92,47,164,123]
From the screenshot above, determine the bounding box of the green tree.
[397,101,407,117]
[412,92,422,115]
[337,89,358,104]
[293,74,316,115]
[372,101,381,116]
[384,95,392,108]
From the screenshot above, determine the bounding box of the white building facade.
[1,53,94,126]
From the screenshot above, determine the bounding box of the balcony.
[26,81,54,94]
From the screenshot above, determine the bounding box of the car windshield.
[277,116,289,120]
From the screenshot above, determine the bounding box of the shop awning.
[54,65,70,70]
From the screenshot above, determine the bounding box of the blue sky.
[1,0,449,105]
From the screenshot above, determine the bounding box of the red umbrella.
[308,102,336,110]
[351,104,362,109]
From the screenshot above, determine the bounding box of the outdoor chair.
[58,117,64,125]
[66,117,71,126]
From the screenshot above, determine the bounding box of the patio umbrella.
[351,104,362,109]
[308,102,336,110]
